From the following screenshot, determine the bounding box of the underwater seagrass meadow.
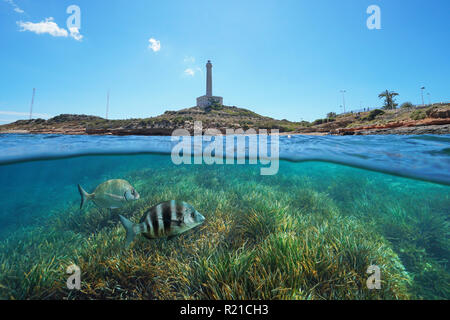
[0,137,449,300]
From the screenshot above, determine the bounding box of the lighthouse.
[196,60,223,108]
[206,60,212,97]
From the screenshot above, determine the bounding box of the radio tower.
[29,88,36,120]
[106,90,110,119]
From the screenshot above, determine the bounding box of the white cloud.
[182,56,202,77]
[148,38,161,52]
[184,68,195,76]
[69,27,83,41]
[17,17,84,41]
[4,0,24,14]
[183,67,202,77]
[18,17,68,37]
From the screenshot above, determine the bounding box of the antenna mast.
[106,90,110,119]
[29,88,36,120]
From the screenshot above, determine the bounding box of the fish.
[77,179,140,210]
[118,200,205,247]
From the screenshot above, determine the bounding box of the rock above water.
[426,107,450,119]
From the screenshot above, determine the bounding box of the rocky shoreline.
[333,124,450,135]
[329,118,450,135]
[1,104,449,136]
[2,122,449,136]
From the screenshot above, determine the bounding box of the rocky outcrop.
[426,107,450,119]
[353,124,450,135]
[330,118,450,135]
[47,114,104,123]
[85,127,175,136]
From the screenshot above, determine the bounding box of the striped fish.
[118,200,205,247]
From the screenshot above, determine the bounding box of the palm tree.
[378,90,399,109]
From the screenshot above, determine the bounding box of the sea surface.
[0,133,448,300]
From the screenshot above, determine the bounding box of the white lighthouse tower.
[196,60,223,108]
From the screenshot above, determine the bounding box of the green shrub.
[400,102,414,109]
[364,109,385,121]
[327,112,337,118]
[312,119,323,125]
[410,110,426,120]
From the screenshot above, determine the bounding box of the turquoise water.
[0,134,448,299]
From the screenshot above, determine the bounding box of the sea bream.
[118,200,205,247]
[77,179,140,210]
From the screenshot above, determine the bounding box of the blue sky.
[0,0,449,123]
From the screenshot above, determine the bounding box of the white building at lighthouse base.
[196,95,223,108]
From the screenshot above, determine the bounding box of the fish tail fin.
[77,184,92,209]
[119,215,138,248]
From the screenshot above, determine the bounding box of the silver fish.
[119,200,205,247]
[77,179,140,210]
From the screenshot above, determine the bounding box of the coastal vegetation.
[378,90,399,110]
[400,102,414,109]
[410,109,427,121]
[363,109,385,121]
[0,103,449,136]
[0,158,448,300]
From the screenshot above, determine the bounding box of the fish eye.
[191,212,195,218]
